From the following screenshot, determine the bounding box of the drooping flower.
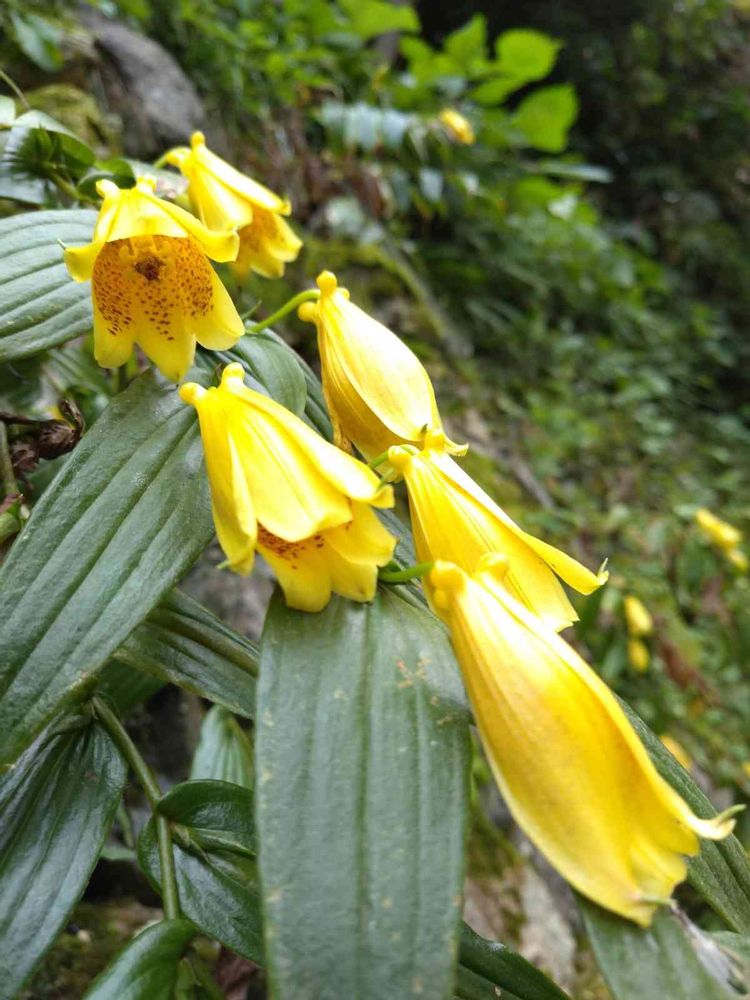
[166,131,302,280]
[64,176,243,381]
[388,429,607,631]
[430,556,735,927]
[627,638,650,673]
[438,108,476,145]
[180,363,395,611]
[624,595,653,637]
[297,271,465,463]
[695,507,742,551]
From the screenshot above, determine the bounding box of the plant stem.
[245,289,319,334]
[368,450,391,469]
[378,561,434,584]
[92,696,181,919]
[0,423,16,499]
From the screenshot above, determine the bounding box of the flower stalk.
[246,289,320,335]
[92,696,181,920]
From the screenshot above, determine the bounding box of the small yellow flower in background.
[388,428,607,632]
[166,131,302,280]
[726,547,749,573]
[180,363,395,612]
[660,735,693,772]
[430,556,735,927]
[624,595,653,637]
[627,638,650,673]
[64,176,243,381]
[298,271,466,464]
[695,507,742,550]
[438,108,476,145]
[743,762,750,779]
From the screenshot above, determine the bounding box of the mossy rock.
[26,83,120,157]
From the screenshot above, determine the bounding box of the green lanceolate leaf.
[0,371,213,765]
[229,331,307,416]
[114,590,258,720]
[83,919,196,1000]
[0,718,127,1000]
[256,587,471,1000]
[581,902,733,1000]
[138,780,263,963]
[191,705,254,789]
[623,703,750,932]
[0,209,96,362]
[98,659,166,716]
[457,924,570,1000]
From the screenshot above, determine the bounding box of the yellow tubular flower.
[439,108,476,145]
[297,271,466,463]
[628,638,650,673]
[166,132,302,280]
[624,595,653,637]
[64,176,242,381]
[388,429,607,631]
[180,363,394,611]
[695,507,742,551]
[430,557,734,927]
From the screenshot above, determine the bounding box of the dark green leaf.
[99,659,165,716]
[8,13,62,72]
[138,793,263,962]
[623,703,750,932]
[458,924,570,1000]
[0,209,96,362]
[582,902,732,1000]
[115,590,257,719]
[256,587,471,999]
[156,779,256,857]
[228,331,307,416]
[83,919,195,1000]
[191,705,254,789]
[0,719,127,999]
[0,371,213,765]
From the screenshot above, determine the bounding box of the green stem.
[368,450,391,469]
[245,289,319,334]
[188,955,225,999]
[48,171,98,206]
[379,561,434,584]
[0,69,29,109]
[0,423,16,499]
[92,696,181,920]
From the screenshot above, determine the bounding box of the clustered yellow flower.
[63,132,735,930]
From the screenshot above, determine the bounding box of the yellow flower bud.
[438,108,475,145]
[430,557,734,927]
[695,507,742,551]
[628,638,650,673]
[624,595,653,637]
[298,271,465,463]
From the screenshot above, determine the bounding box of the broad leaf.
[115,590,257,719]
[495,30,561,82]
[513,85,578,153]
[623,703,750,932]
[83,919,195,1000]
[228,331,307,416]
[458,924,570,1000]
[256,587,471,999]
[191,705,254,789]
[99,659,165,716]
[0,371,213,764]
[582,902,733,1000]
[0,209,96,362]
[0,718,127,999]
[138,780,263,963]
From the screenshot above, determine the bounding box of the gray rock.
[78,8,205,158]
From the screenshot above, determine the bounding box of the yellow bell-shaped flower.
[297,271,466,463]
[180,363,395,612]
[64,176,243,381]
[166,132,302,280]
[388,429,607,631]
[430,556,735,927]
[438,108,476,145]
[694,507,742,551]
[623,595,653,637]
